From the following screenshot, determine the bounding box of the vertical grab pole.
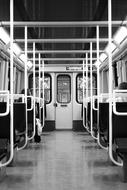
[96,25,100,141]
[90,42,94,138]
[96,26,107,149]
[33,42,36,138]
[83,59,85,128]
[86,53,90,133]
[0,0,14,167]
[39,54,41,121]
[90,42,93,136]
[18,26,28,150]
[9,0,14,165]
[28,43,36,140]
[42,60,45,128]
[108,0,122,166]
[90,42,97,139]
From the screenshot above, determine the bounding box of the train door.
[55,73,72,129]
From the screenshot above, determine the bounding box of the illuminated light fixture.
[19,54,32,69]
[114,26,127,44]
[95,60,102,67]
[0,27,21,55]
[99,53,107,62]
[19,54,26,63]
[0,27,10,44]
[105,42,116,54]
[13,43,21,55]
[27,61,32,68]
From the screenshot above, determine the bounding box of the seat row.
[0,91,45,172]
[83,93,127,182]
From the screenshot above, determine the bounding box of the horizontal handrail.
[99,93,109,102]
[92,95,98,110]
[113,90,127,115]
[27,96,34,111]
[0,91,10,116]
[9,94,25,103]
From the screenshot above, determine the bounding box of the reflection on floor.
[0,130,127,190]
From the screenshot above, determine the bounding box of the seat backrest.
[99,103,109,133]
[112,102,127,139]
[14,103,26,133]
[0,102,10,139]
[92,99,97,125]
[87,102,91,123]
[0,102,26,139]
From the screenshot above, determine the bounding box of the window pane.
[57,75,71,103]
[40,75,51,103]
[29,74,51,104]
[76,74,96,103]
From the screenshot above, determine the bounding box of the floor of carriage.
[0,130,127,190]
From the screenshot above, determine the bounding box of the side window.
[29,73,52,104]
[76,74,96,103]
[76,75,84,103]
[0,58,9,91]
[113,62,118,88]
[42,74,51,104]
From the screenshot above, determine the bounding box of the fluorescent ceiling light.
[19,54,26,62]
[114,26,127,44]
[13,43,21,55]
[95,60,102,67]
[0,27,21,55]
[105,42,116,53]
[19,54,32,69]
[99,53,107,62]
[27,61,32,68]
[0,27,10,44]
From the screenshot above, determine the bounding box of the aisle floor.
[0,131,127,190]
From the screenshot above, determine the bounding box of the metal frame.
[0,0,14,168]
[113,90,127,115]
[21,50,104,54]
[0,91,10,116]
[17,26,28,150]
[108,0,123,167]
[42,60,45,128]
[28,58,97,61]
[28,43,36,140]
[0,20,126,27]
[15,38,110,43]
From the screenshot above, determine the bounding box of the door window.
[57,75,71,103]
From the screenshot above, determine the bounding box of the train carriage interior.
[1,0,127,189]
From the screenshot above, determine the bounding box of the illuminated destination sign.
[66,66,83,71]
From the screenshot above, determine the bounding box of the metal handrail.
[0,91,10,116]
[27,96,34,111]
[113,90,127,115]
[0,0,14,167]
[100,93,109,102]
[92,95,98,111]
